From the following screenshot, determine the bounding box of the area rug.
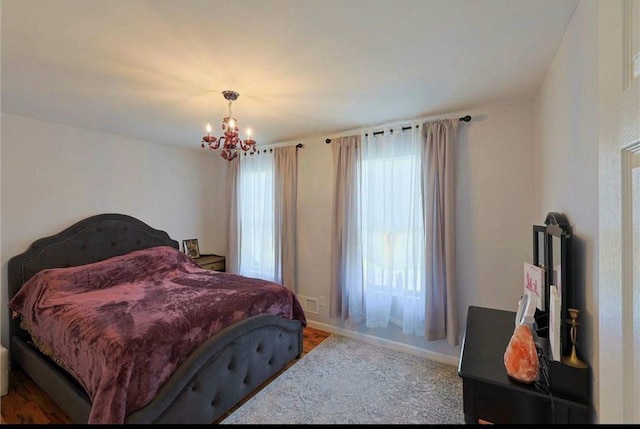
[221,334,465,424]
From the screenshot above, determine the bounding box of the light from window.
[359,129,425,332]
[238,155,276,281]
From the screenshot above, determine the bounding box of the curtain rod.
[243,143,303,156]
[324,115,472,144]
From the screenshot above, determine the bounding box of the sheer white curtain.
[238,152,276,281]
[360,124,425,334]
[331,119,459,344]
[331,126,426,334]
[235,147,298,287]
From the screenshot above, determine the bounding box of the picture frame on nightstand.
[182,238,200,259]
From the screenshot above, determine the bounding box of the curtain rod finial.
[325,138,331,144]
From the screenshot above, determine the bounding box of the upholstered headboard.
[8,213,179,340]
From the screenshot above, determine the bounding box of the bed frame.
[8,213,303,424]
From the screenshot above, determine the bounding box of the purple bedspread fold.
[8,245,306,424]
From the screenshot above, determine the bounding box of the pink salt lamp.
[503,324,540,383]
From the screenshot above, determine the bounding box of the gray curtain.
[226,159,240,274]
[422,119,459,346]
[274,146,298,291]
[329,135,363,321]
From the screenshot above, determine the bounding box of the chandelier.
[201,90,257,161]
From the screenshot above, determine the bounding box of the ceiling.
[1,0,579,149]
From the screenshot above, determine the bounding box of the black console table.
[458,306,591,424]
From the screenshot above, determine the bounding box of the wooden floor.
[0,326,331,424]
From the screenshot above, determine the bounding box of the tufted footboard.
[11,314,303,424]
[126,314,303,424]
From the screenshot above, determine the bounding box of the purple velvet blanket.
[9,245,306,424]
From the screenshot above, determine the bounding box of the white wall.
[288,100,536,362]
[533,0,599,362]
[0,113,228,349]
[533,0,616,422]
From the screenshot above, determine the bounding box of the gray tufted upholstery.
[127,315,302,424]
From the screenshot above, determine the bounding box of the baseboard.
[305,320,460,367]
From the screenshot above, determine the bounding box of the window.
[238,152,276,281]
[360,125,425,334]
[233,146,298,289]
[332,119,458,344]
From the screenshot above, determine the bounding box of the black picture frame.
[182,238,200,259]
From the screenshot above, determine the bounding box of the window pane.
[238,154,276,281]
[360,127,425,332]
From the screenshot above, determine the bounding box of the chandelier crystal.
[201,90,257,161]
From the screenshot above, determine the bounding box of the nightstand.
[193,254,226,272]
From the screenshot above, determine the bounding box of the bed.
[7,213,306,424]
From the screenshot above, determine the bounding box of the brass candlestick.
[562,308,588,368]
